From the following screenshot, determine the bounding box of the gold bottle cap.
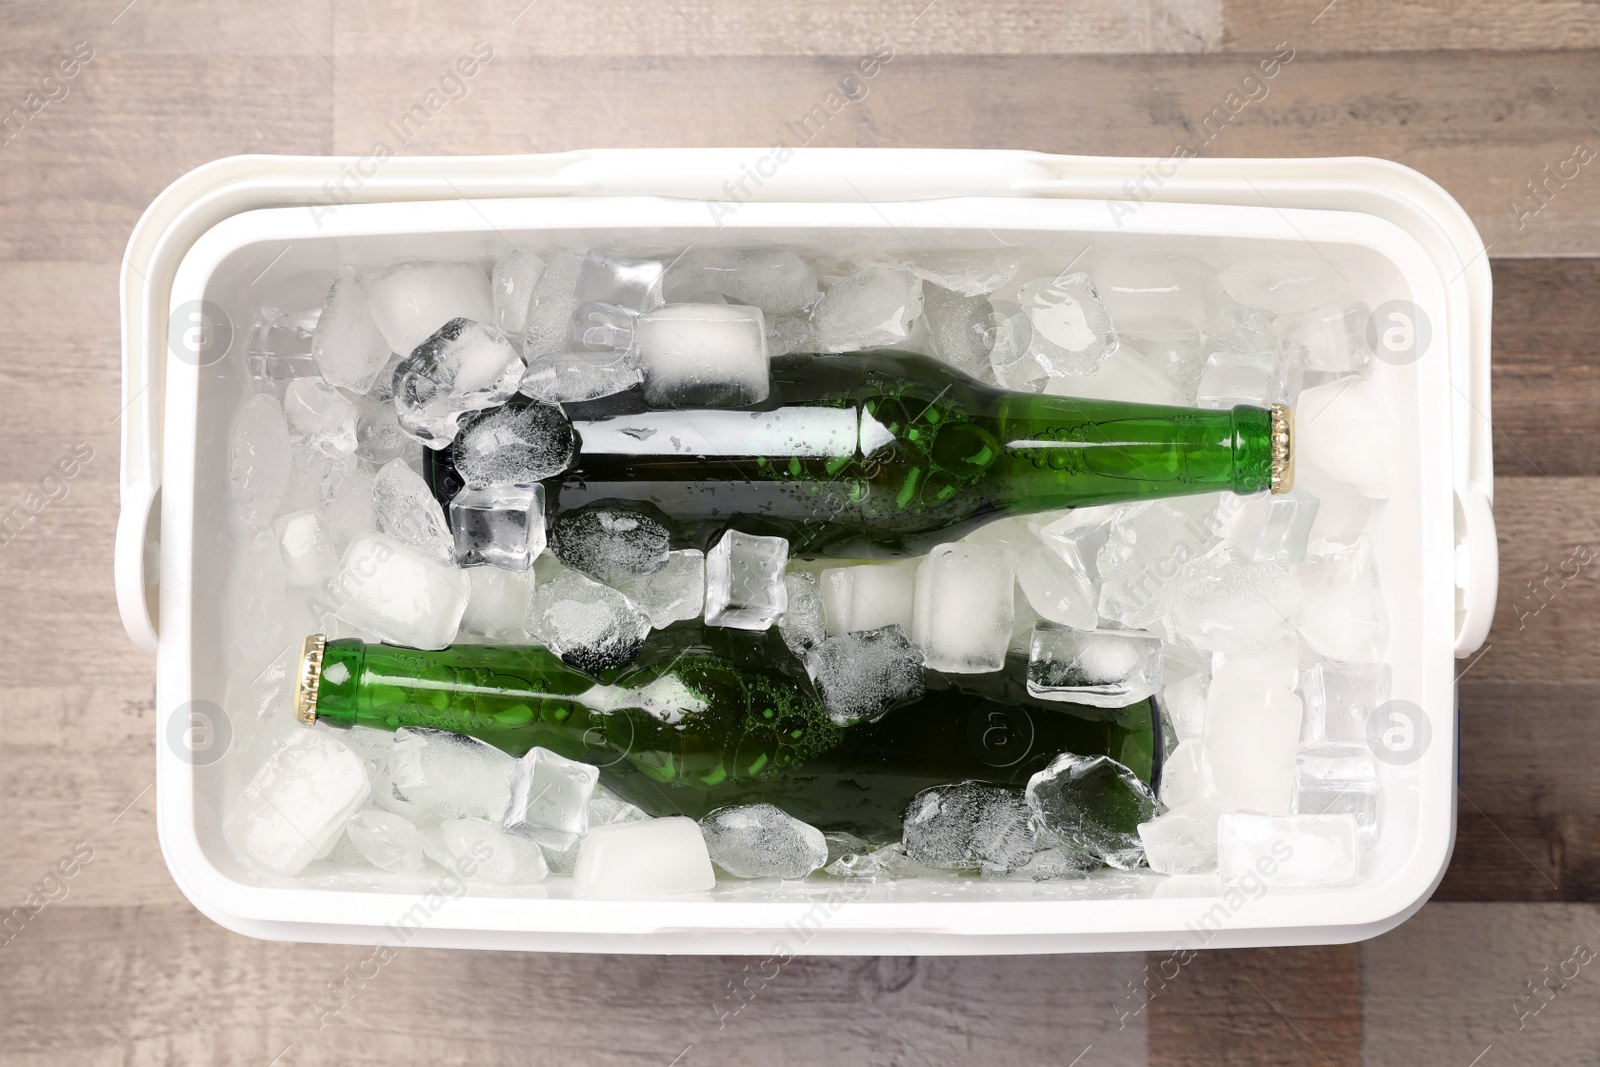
[1269,403,1294,495]
[294,634,327,726]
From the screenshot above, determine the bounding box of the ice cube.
[700,803,829,879]
[1027,625,1162,707]
[819,561,918,636]
[1038,506,1118,579]
[663,248,820,314]
[1219,258,1345,317]
[1295,747,1378,844]
[1168,542,1302,653]
[530,568,652,674]
[522,250,584,359]
[372,458,453,563]
[1025,753,1156,870]
[922,283,998,383]
[1138,798,1224,876]
[245,307,321,398]
[590,784,650,828]
[365,260,495,357]
[280,435,358,514]
[1211,633,1302,693]
[572,816,717,897]
[1042,343,1187,406]
[1096,501,1220,629]
[614,550,706,630]
[327,533,469,650]
[901,782,1038,875]
[452,401,578,490]
[765,313,814,357]
[1216,813,1359,886]
[519,351,643,404]
[502,747,600,850]
[320,462,377,554]
[1296,378,1394,499]
[568,301,638,355]
[450,484,546,571]
[805,624,926,725]
[441,817,549,884]
[912,542,1014,673]
[283,378,358,456]
[345,809,426,873]
[1297,462,1371,543]
[1222,487,1320,563]
[1203,305,1280,356]
[1277,301,1372,373]
[1158,739,1207,809]
[230,394,293,528]
[825,841,934,881]
[810,267,923,352]
[229,530,287,663]
[227,729,371,875]
[1162,672,1208,741]
[272,509,339,587]
[574,251,665,314]
[392,318,524,449]
[492,250,546,338]
[353,396,414,465]
[1012,272,1118,377]
[1012,836,1103,881]
[1202,680,1301,815]
[549,505,671,585]
[635,303,770,408]
[1121,318,1208,396]
[377,727,517,823]
[965,518,1097,630]
[1300,660,1390,745]
[704,529,789,630]
[311,265,392,393]
[461,565,537,639]
[777,571,827,654]
[1092,253,1218,329]
[1195,349,1302,409]
[1295,536,1388,662]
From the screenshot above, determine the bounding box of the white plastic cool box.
[118,150,1495,954]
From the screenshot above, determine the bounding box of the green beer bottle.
[297,626,1159,841]
[425,351,1292,557]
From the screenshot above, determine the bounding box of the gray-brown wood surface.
[3,1,1598,1062]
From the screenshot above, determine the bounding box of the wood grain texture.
[1225,0,1600,51]
[1146,946,1362,1066]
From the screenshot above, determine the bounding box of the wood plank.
[331,51,1600,258]
[1490,258,1600,479]
[1145,945,1362,1066]
[1436,681,1600,901]
[0,904,1150,1066]
[1224,0,1600,51]
[1362,902,1600,1065]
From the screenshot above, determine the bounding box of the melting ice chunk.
[462,565,537,639]
[450,483,546,571]
[574,251,665,313]
[704,529,789,630]
[273,509,339,587]
[312,265,392,393]
[227,730,371,875]
[805,624,926,725]
[1295,747,1378,845]
[1025,753,1156,870]
[1091,253,1218,329]
[491,250,545,338]
[1277,301,1372,374]
[922,283,997,383]
[1138,798,1224,876]
[230,394,293,528]
[530,568,652,674]
[1168,543,1302,654]
[327,533,469,650]
[663,248,820,314]
[1202,680,1302,815]
[502,747,600,851]
[365,260,495,357]
[453,401,578,488]
[614,550,705,630]
[572,816,717,897]
[440,817,549,884]
[1216,813,1359,886]
[810,267,923,352]
[1294,536,1388,662]
[392,318,524,449]
[819,561,918,636]
[777,571,827,654]
[1009,271,1118,377]
[1195,349,1302,409]
[1096,501,1219,630]
[372,458,453,563]
[699,803,829,879]
[246,307,321,399]
[636,303,770,408]
[1300,660,1391,745]
[1027,625,1162,707]
[1222,487,1320,564]
[902,781,1038,875]
[522,250,584,359]
[345,810,426,873]
[519,351,642,404]
[284,378,359,456]
[912,543,1014,673]
[550,505,671,585]
[378,727,517,823]
[1296,378,1394,499]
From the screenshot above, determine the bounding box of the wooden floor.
[3,1,1599,1063]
